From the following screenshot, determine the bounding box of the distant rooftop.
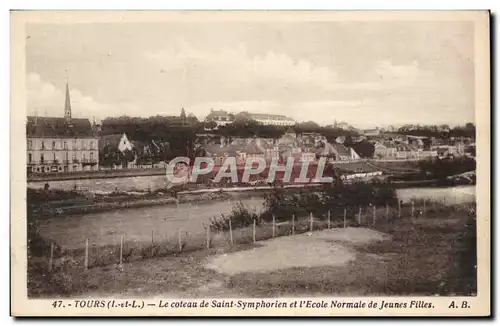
[26,116,95,138]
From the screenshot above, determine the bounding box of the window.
[90,152,94,162]
[73,139,78,150]
[53,153,56,162]
[41,141,45,150]
[65,153,69,162]
[81,140,85,150]
[27,140,32,149]
[90,141,94,149]
[40,154,44,164]
[28,153,32,163]
[63,141,67,150]
[52,141,56,149]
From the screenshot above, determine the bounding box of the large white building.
[204,109,295,128]
[247,113,295,126]
[26,83,99,174]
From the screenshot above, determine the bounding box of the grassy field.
[28,202,476,298]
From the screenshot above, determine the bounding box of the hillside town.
[26,82,476,184]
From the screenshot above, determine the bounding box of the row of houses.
[199,131,361,167]
[372,137,474,160]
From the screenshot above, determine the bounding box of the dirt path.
[205,228,389,275]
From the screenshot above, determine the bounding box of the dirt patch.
[205,228,388,275]
[314,227,391,245]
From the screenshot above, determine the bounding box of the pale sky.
[26,21,475,128]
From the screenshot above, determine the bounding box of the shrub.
[27,222,61,257]
[260,182,398,222]
[210,201,260,232]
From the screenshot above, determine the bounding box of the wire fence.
[41,198,476,274]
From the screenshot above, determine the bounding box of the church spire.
[64,81,72,122]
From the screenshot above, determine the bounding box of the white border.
[3,1,497,324]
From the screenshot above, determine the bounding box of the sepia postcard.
[10,10,490,317]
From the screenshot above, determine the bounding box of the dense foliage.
[345,138,375,158]
[261,181,398,221]
[418,157,476,179]
[396,123,475,139]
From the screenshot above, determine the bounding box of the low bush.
[209,201,260,233]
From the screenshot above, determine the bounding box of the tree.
[346,139,374,158]
[120,149,136,168]
[204,120,218,130]
[296,121,320,131]
[99,145,122,167]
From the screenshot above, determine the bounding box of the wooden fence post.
[84,238,89,270]
[151,230,154,257]
[95,245,99,268]
[253,219,256,243]
[206,226,210,249]
[120,234,124,265]
[372,205,376,227]
[358,207,362,225]
[178,229,182,252]
[327,210,331,229]
[398,200,401,218]
[411,201,415,218]
[229,218,234,244]
[343,208,347,229]
[48,242,54,273]
[272,215,276,238]
[309,212,313,232]
[292,214,295,235]
[385,203,389,221]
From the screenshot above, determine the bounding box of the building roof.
[205,140,266,157]
[26,116,95,138]
[204,144,239,157]
[363,129,380,135]
[279,134,298,144]
[242,142,264,155]
[230,138,248,146]
[255,138,275,150]
[316,141,351,157]
[206,109,233,121]
[331,143,351,157]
